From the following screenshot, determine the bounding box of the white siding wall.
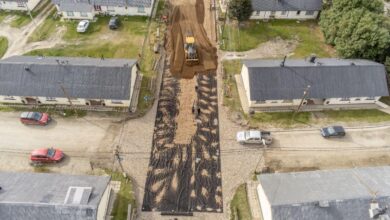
[0,95,24,104]
[99,4,153,16]
[257,184,272,220]
[241,65,251,105]
[61,11,95,20]
[324,97,380,105]
[97,184,111,220]
[104,99,130,107]
[0,0,41,11]
[250,10,319,20]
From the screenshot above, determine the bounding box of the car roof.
[79,20,89,25]
[31,148,48,156]
[248,130,261,138]
[21,112,39,119]
[332,126,345,132]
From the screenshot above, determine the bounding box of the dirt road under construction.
[167,0,218,78]
[142,0,221,214]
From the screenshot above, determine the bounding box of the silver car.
[236,130,272,145]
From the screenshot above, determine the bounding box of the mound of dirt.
[167,0,218,79]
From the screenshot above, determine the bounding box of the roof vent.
[309,54,317,63]
[351,62,355,66]
[64,186,93,205]
[24,66,30,71]
[280,55,287,67]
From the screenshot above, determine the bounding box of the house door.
[25,97,38,104]
[89,100,104,106]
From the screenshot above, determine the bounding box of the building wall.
[0,0,41,11]
[97,184,111,220]
[324,97,380,105]
[240,65,251,105]
[257,184,272,220]
[60,10,95,20]
[250,10,319,20]
[97,4,153,16]
[0,95,131,107]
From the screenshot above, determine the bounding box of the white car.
[77,20,90,33]
[236,130,272,145]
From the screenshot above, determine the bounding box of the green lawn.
[0,37,8,58]
[106,170,136,220]
[222,60,243,113]
[27,16,148,58]
[230,184,252,220]
[221,20,335,58]
[250,112,311,127]
[27,8,57,42]
[322,109,390,123]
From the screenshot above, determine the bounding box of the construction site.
[142,0,221,214]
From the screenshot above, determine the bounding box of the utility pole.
[292,85,310,119]
[58,82,78,117]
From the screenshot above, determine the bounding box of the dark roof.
[257,166,390,220]
[0,172,110,220]
[0,56,137,100]
[243,58,389,100]
[52,0,153,8]
[251,0,322,11]
[59,2,93,12]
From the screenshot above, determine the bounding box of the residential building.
[0,172,111,220]
[0,0,41,11]
[0,56,140,110]
[250,0,322,20]
[52,0,155,19]
[237,57,389,112]
[257,166,390,220]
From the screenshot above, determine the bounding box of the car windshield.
[327,127,336,134]
[32,112,42,121]
[244,131,250,138]
[47,148,56,157]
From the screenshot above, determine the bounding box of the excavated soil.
[167,0,218,78]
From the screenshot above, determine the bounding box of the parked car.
[320,126,346,138]
[20,112,51,125]
[109,16,120,30]
[236,130,273,145]
[30,148,64,163]
[77,20,90,33]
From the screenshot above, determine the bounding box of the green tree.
[228,0,253,23]
[319,0,390,60]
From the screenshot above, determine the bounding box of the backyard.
[0,37,8,58]
[0,0,52,28]
[221,20,336,58]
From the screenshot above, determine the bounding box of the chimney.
[309,54,316,63]
[280,55,287,67]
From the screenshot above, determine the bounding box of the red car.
[30,148,64,163]
[20,112,51,125]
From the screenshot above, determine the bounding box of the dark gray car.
[320,126,346,138]
[109,17,120,30]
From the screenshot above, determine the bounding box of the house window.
[138,6,145,13]
[255,100,266,104]
[80,12,88,17]
[256,11,260,16]
[366,97,376,100]
[46,97,57,102]
[305,11,315,15]
[66,11,74,17]
[281,11,287,15]
[340,97,350,101]
[355,98,361,101]
[111,100,123,104]
[296,11,301,15]
[17,1,24,7]
[107,6,115,12]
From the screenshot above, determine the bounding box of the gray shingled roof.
[59,2,93,12]
[0,56,137,100]
[243,58,389,101]
[251,0,322,11]
[3,0,28,2]
[0,172,110,220]
[257,166,390,220]
[52,0,153,8]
